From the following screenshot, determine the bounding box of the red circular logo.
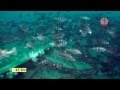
[100,18,108,27]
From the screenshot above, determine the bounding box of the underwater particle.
[100,17,108,27]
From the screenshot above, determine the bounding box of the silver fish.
[86,24,92,35]
[31,57,38,63]
[25,42,34,49]
[59,52,75,61]
[79,24,92,36]
[53,32,65,40]
[79,29,87,37]
[36,34,45,41]
[91,47,106,52]
[54,16,67,23]
[98,39,110,45]
[56,39,67,47]
[31,34,45,42]
[0,47,17,60]
[80,16,91,20]
[55,26,63,31]
[65,48,82,55]
[107,31,120,38]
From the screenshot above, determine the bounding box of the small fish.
[107,31,120,38]
[36,34,45,41]
[25,42,34,50]
[50,40,67,48]
[49,42,56,47]
[59,52,75,61]
[107,31,115,37]
[79,24,92,36]
[86,25,92,35]
[79,29,87,37]
[31,34,45,42]
[98,39,110,45]
[31,36,37,40]
[56,39,67,47]
[19,24,29,33]
[107,47,120,55]
[80,16,91,20]
[91,47,106,52]
[37,59,47,65]
[0,47,17,60]
[53,32,65,40]
[31,57,38,63]
[55,26,63,31]
[65,48,82,55]
[54,16,67,23]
